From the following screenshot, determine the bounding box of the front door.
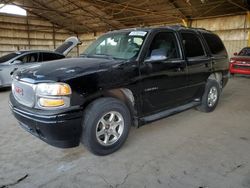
[139,31,188,116]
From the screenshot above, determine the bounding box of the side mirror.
[146,48,168,62]
[12,60,22,64]
[233,52,238,56]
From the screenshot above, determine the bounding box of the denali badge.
[144,87,158,92]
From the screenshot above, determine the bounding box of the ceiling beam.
[30,0,95,32]
[227,0,249,11]
[69,0,124,29]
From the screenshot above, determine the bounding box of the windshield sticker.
[129,31,147,37]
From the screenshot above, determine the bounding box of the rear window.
[55,41,73,54]
[180,32,205,58]
[202,33,227,57]
[238,48,250,56]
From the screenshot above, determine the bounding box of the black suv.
[10,26,229,155]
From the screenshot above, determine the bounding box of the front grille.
[233,65,250,70]
[12,79,36,107]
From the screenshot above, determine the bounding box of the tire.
[81,97,131,156]
[196,79,220,112]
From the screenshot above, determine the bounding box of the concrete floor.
[0,76,250,188]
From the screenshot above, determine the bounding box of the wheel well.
[208,72,222,89]
[83,88,138,127]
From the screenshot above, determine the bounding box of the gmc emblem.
[15,86,23,96]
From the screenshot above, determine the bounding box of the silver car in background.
[0,37,80,88]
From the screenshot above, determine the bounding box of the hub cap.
[207,86,218,107]
[96,111,124,146]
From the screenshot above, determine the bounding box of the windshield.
[0,53,20,63]
[238,48,250,56]
[83,31,147,60]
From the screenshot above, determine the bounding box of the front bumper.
[9,93,83,148]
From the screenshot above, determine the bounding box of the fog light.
[39,98,65,107]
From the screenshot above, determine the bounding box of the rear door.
[55,36,81,56]
[179,30,212,100]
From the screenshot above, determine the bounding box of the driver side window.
[147,32,180,60]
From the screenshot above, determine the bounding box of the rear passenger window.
[202,33,227,57]
[180,32,205,58]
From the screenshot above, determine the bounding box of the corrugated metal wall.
[0,13,79,57]
[0,13,249,58]
[192,15,249,57]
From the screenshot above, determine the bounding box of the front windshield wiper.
[81,53,115,60]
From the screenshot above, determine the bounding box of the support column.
[26,15,31,49]
[247,12,250,47]
[52,24,56,49]
[182,18,192,27]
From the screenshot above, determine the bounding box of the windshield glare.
[83,31,147,60]
[238,48,250,56]
[0,53,20,63]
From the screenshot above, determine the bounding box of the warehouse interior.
[0,0,250,187]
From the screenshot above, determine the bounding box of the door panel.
[140,60,188,115]
[179,31,212,100]
[186,58,212,99]
[139,31,188,116]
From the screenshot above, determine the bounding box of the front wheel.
[196,79,221,112]
[81,97,131,156]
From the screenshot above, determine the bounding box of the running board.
[140,101,200,125]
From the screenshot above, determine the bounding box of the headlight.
[36,83,71,109]
[36,83,71,96]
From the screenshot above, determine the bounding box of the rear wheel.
[81,97,131,155]
[196,79,220,112]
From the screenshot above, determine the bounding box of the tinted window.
[147,32,180,59]
[42,53,64,61]
[0,53,20,63]
[18,53,38,63]
[203,33,227,56]
[238,47,250,56]
[181,32,205,58]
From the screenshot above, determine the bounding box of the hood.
[230,56,250,63]
[15,57,122,83]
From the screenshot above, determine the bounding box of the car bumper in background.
[230,63,250,75]
[9,93,83,148]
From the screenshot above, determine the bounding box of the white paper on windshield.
[129,31,147,37]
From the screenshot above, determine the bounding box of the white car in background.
[0,36,81,88]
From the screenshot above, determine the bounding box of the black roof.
[109,25,213,34]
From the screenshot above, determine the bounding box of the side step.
[140,101,200,125]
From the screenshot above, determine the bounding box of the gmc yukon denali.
[9,26,229,155]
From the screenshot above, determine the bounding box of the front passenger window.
[147,32,180,60]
